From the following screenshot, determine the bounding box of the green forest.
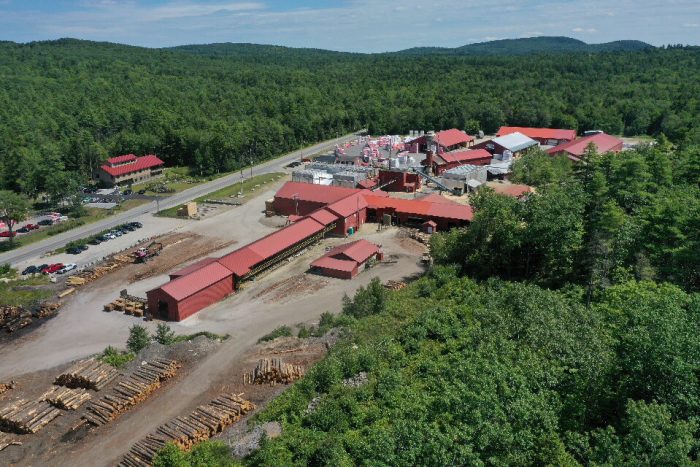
[1,39,699,198]
[154,142,699,465]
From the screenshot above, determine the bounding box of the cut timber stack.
[41,386,92,410]
[384,280,406,290]
[0,399,62,434]
[0,381,16,396]
[103,297,147,317]
[66,254,134,287]
[1,303,61,334]
[120,394,255,467]
[0,432,22,452]
[243,358,304,386]
[54,358,120,391]
[83,359,179,427]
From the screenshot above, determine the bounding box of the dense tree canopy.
[1,40,699,197]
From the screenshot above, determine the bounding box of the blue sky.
[0,0,698,52]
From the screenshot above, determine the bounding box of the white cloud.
[572,27,598,33]
[683,23,699,27]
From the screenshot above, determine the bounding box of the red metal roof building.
[93,154,165,187]
[409,129,474,153]
[273,182,361,216]
[311,240,383,279]
[147,262,234,321]
[497,127,576,145]
[377,169,422,193]
[484,182,534,199]
[547,133,623,162]
[363,194,473,230]
[423,149,492,175]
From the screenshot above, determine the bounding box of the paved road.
[0,133,360,266]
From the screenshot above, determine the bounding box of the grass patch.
[172,330,230,343]
[98,346,135,368]
[0,275,52,307]
[157,172,284,218]
[258,325,293,343]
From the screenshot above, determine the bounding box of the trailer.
[134,242,163,263]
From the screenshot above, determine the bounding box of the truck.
[134,242,163,263]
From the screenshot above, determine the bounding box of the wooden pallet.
[243,358,304,386]
[0,399,62,434]
[83,359,179,427]
[54,358,120,391]
[119,394,255,467]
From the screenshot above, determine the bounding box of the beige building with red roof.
[93,154,165,187]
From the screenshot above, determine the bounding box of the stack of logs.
[83,359,179,427]
[66,254,134,287]
[54,358,120,391]
[0,399,62,433]
[0,432,21,452]
[384,280,406,291]
[120,393,255,467]
[0,381,16,396]
[243,358,304,386]
[41,386,92,410]
[103,297,147,317]
[0,303,61,333]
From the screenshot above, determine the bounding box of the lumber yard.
[146,180,473,321]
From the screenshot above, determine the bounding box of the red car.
[26,223,39,230]
[42,263,64,274]
[0,231,17,238]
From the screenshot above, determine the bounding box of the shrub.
[127,324,152,353]
[258,325,293,343]
[342,277,387,319]
[99,346,135,368]
[154,323,176,345]
[297,325,311,339]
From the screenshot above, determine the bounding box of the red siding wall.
[147,276,234,322]
[315,266,356,279]
[273,198,327,217]
[332,208,367,235]
[378,170,422,192]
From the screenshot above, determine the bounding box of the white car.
[57,263,77,274]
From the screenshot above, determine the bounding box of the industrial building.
[148,179,474,321]
[93,154,165,187]
[409,129,474,153]
[423,149,492,175]
[310,240,383,279]
[497,126,576,146]
[547,133,624,162]
[473,132,539,157]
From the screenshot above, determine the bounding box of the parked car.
[67,247,83,255]
[79,244,88,251]
[38,219,54,226]
[22,265,38,275]
[0,231,16,238]
[37,264,48,272]
[129,222,143,228]
[88,237,102,245]
[57,263,77,274]
[137,189,146,195]
[16,226,30,233]
[121,224,134,231]
[42,263,64,274]
[26,223,39,230]
[122,189,133,196]
[112,230,122,237]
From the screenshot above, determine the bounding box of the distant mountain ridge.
[394,36,654,56]
[164,36,653,58]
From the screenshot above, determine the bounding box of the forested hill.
[396,36,653,55]
[0,38,698,198]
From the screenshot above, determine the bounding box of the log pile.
[66,254,134,287]
[103,297,147,317]
[41,386,92,410]
[0,432,22,452]
[384,280,406,290]
[0,399,62,433]
[243,358,304,386]
[0,303,61,333]
[0,381,16,396]
[120,394,255,467]
[83,359,179,427]
[54,358,120,391]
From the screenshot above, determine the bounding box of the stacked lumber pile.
[83,359,179,427]
[54,358,120,390]
[0,432,22,452]
[120,394,255,467]
[384,280,406,290]
[0,399,62,433]
[0,303,61,333]
[41,386,92,410]
[0,381,16,396]
[103,297,147,317]
[243,358,304,386]
[66,254,134,287]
